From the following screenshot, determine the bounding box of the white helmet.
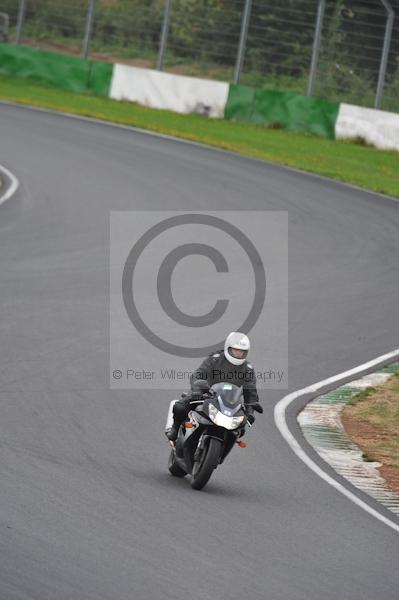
[224,332,250,366]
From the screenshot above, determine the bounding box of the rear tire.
[191,437,222,490]
[168,448,186,477]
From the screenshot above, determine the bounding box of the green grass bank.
[342,371,399,495]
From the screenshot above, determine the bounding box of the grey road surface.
[1,103,399,600]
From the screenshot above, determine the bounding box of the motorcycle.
[165,380,263,490]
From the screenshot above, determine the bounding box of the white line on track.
[0,163,19,206]
[274,348,399,534]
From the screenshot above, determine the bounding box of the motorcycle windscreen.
[210,382,242,409]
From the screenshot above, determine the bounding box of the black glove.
[247,413,255,425]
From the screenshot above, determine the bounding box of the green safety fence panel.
[0,44,113,96]
[225,85,340,139]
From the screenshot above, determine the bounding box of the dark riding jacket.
[189,348,259,411]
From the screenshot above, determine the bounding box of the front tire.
[191,437,222,490]
[168,448,186,477]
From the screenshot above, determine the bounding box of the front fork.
[194,429,230,465]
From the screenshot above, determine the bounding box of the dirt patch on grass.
[342,374,399,495]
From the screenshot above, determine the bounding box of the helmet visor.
[228,347,248,360]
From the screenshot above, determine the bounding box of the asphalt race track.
[1,103,399,600]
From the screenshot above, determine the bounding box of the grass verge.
[347,386,377,406]
[1,74,399,197]
[342,372,399,495]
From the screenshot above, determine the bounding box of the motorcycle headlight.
[208,404,219,422]
[230,415,245,429]
[208,404,245,430]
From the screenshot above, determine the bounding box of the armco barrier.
[336,103,399,152]
[225,85,340,139]
[109,64,229,118]
[1,44,399,149]
[0,44,113,96]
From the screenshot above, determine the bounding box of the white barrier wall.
[335,103,399,152]
[109,64,230,118]
[110,63,399,150]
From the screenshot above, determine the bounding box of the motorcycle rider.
[166,332,262,442]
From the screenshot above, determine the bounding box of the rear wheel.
[191,437,222,490]
[168,448,186,477]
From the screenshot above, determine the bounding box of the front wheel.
[168,448,186,477]
[191,437,222,490]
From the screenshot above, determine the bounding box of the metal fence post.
[307,0,325,96]
[157,0,172,71]
[375,0,394,109]
[234,0,253,85]
[0,12,10,42]
[16,0,27,44]
[82,0,96,60]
